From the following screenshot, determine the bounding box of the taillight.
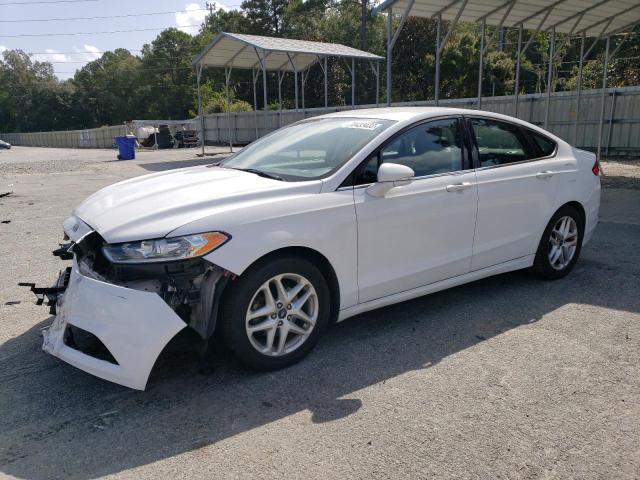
[592,159,600,176]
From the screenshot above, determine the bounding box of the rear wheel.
[532,205,584,279]
[220,256,330,371]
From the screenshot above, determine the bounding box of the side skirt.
[337,255,535,322]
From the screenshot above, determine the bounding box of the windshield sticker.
[346,121,383,130]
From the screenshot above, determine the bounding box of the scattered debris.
[262,401,273,408]
[5,301,20,306]
[1,220,11,224]
[0,191,12,198]
[475,334,486,340]
[92,410,119,430]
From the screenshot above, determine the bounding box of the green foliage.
[73,49,143,127]
[201,89,252,113]
[1,3,639,133]
[241,0,288,35]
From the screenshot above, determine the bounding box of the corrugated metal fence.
[203,86,640,156]
[2,86,640,155]
[0,125,127,149]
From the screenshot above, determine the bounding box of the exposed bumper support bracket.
[19,267,71,315]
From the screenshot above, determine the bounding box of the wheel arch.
[224,246,341,324]
[557,200,586,230]
[532,200,587,259]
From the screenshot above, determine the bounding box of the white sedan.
[32,108,601,389]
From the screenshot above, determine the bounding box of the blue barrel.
[115,136,136,160]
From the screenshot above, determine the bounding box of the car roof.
[319,107,562,142]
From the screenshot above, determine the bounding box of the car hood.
[74,165,322,243]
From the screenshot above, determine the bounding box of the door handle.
[536,170,554,179]
[445,182,472,193]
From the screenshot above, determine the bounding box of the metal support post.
[324,57,328,108]
[386,7,393,106]
[369,60,380,107]
[278,71,283,108]
[301,70,306,110]
[597,36,610,161]
[544,27,555,129]
[196,62,204,156]
[351,58,355,106]
[278,70,284,127]
[573,31,585,145]
[606,90,616,155]
[287,53,299,111]
[435,14,441,105]
[513,24,523,116]
[224,66,233,152]
[262,49,268,135]
[477,18,485,109]
[376,61,380,107]
[252,69,259,139]
[434,0,468,105]
[385,0,415,106]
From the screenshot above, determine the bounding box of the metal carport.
[376,0,640,158]
[192,32,385,153]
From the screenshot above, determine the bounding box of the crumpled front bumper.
[42,258,186,390]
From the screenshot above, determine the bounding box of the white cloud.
[73,44,101,62]
[29,45,102,79]
[175,2,215,34]
[33,48,69,63]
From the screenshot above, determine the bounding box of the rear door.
[467,116,563,271]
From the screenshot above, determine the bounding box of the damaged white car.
[25,108,601,390]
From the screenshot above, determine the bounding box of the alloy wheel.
[245,273,318,356]
[548,216,578,270]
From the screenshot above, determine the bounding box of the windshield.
[219,117,395,181]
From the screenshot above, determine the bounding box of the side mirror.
[366,163,415,197]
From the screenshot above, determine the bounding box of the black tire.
[219,255,331,371]
[532,205,584,280]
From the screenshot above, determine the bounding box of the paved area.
[0,147,639,479]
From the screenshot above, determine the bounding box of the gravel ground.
[0,147,639,480]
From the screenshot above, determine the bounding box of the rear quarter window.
[527,130,557,158]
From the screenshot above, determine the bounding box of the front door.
[354,117,478,303]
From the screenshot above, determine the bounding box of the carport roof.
[374,0,640,38]
[193,32,385,72]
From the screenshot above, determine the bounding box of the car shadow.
[1,221,639,479]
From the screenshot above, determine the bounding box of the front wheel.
[532,205,584,279]
[220,256,330,371]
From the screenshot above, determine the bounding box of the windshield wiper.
[235,168,284,181]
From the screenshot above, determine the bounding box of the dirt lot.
[0,146,639,479]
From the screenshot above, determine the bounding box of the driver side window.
[354,118,463,185]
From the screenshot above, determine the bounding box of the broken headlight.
[102,232,229,264]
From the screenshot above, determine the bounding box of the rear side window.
[528,131,557,157]
[470,118,534,167]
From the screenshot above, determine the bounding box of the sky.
[0,0,244,79]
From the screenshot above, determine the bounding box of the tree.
[73,49,143,127]
[0,49,74,132]
[138,28,198,119]
[241,0,288,35]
